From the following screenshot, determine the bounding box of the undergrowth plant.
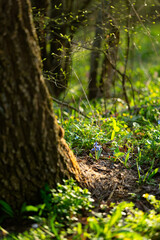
[1,99,160,239]
[59,101,160,170]
[2,180,160,240]
[136,147,159,184]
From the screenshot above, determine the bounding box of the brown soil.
[77,152,160,211]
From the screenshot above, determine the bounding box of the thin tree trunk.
[31,0,50,70]
[100,25,119,98]
[88,9,103,100]
[0,0,81,211]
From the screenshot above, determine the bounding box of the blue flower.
[75,135,79,139]
[158,120,160,125]
[91,142,102,151]
[91,146,101,151]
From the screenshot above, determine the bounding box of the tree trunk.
[100,25,119,98]
[88,9,103,100]
[0,0,81,211]
[44,0,92,97]
[31,0,50,70]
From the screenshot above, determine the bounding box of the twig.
[107,183,118,201]
[52,97,90,119]
[72,40,131,87]
[121,104,160,114]
[127,0,159,57]
[73,69,95,117]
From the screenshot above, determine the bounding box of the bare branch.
[52,97,90,119]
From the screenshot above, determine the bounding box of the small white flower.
[31,223,39,229]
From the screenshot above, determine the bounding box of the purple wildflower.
[91,142,102,151]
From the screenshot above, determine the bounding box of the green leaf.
[115,152,125,158]
[114,147,120,153]
[111,130,115,140]
[96,148,102,160]
[114,126,120,132]
[112,118,117,129]
[22,205,39,212]
[147,168,159,181]
[124,149,131,165]
[0,200,14,217]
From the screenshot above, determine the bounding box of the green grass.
[54,96,160,189]
[57,98,160,170]
[2,179,160,240]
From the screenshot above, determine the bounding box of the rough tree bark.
[0,0,81,211]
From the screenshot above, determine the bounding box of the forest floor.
[1,102,160,239]
[77,151,160,211]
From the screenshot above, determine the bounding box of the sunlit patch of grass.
[55,99,160,185]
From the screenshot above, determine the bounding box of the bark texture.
[0,0,81,210]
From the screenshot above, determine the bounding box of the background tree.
[88,0,120,100]
[0,0,81,211]
[30,0,160,108]
[31,0,50,70]
[88,4,103,100]
[31,0,93,97]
